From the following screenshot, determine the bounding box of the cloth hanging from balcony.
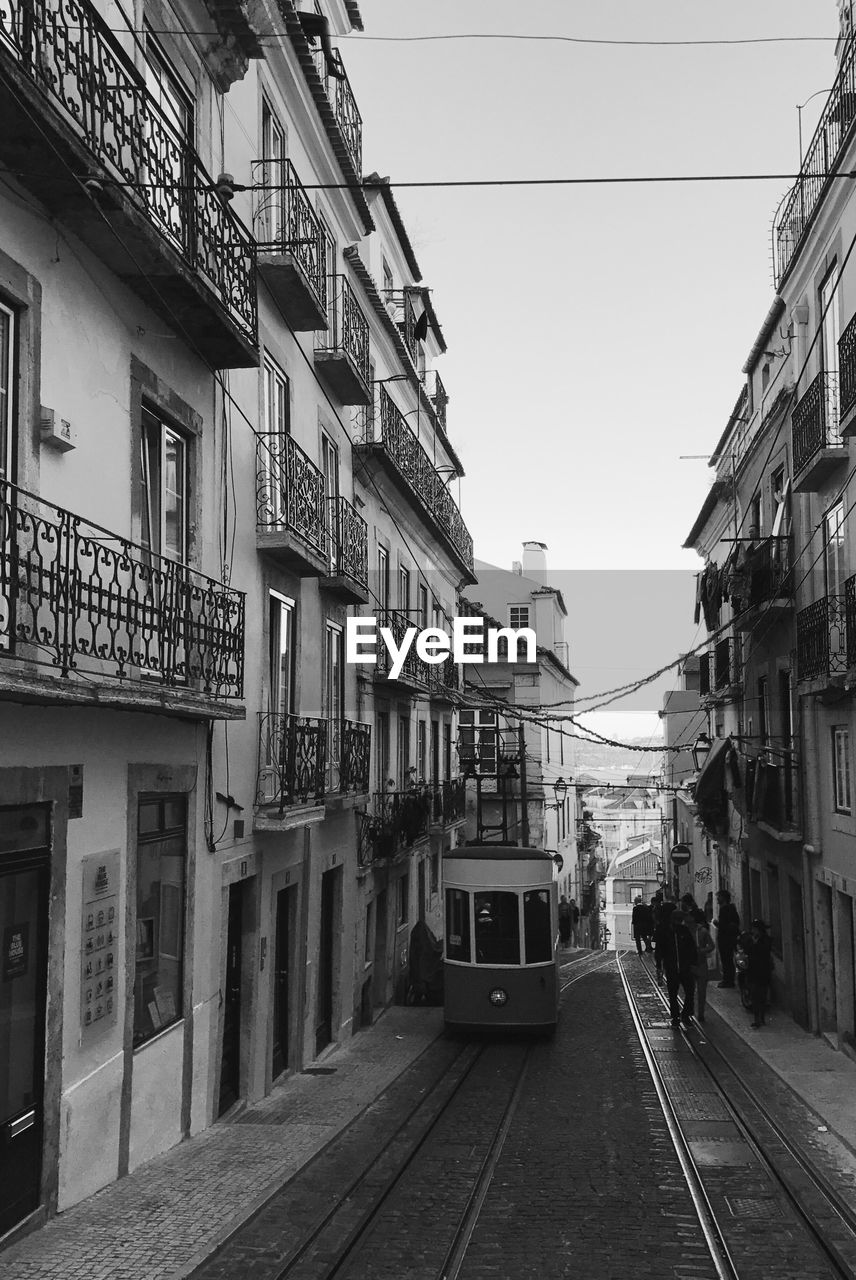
[693,736,731,836]
[699,563,723,631]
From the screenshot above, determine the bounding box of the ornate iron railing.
[375,609,430,686]
[736,536,793,610]
[327,494,368,586]
[713,636,736,690]
[360,388,473,573]
[317,274,370,387]
[311,46,362,175]
[358,788,432,864]
[792,371,842,474]
[774,33,856,284]
[430,777,466,825]
[847,576,856,668]
[254,157,326,312]
[422,369,449,433]
[257,712,327,814]
[0,479,244,698]
[797,593,848,682]
[841,312,856,421]
[340,718,371,793]
[431,656,460,697]
[0,0,257,344]
[256,433,326,556]
[388,290,419,363]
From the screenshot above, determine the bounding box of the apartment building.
[683,1,856,1048]
[0,0,473,1235]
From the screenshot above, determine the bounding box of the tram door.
[0,806,50,1235]
[218,882,243,1116]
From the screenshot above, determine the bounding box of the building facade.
[0,0,473,1236]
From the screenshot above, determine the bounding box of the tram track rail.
[620,952,856,1280]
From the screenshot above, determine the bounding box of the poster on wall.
[80,850,120,1042]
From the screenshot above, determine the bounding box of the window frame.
[0,298,14,480]
[134,793,187,1048]
[833,725,852,815]
[140,406,188,565]
[260,97,286,243]
[509,604,530,630]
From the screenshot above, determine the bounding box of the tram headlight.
[489,987,509,1007]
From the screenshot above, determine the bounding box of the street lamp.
[692,733,713,774]
[553,777,568,804]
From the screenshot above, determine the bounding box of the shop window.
[134,794,187,1046]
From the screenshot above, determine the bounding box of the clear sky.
[343,0,837,575]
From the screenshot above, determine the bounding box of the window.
[445,888,470,961]
[399,565,410,614]
[757,677,769,747]
[325,623,343,788]
[263,357,289,437]
[417,720,427,783]
[0,300,13,479]
[458,709,498,774]
[833,726,851,814]
[430,850,439,895]
[260,100,286,243]
[750,492,762,539]
[319,213,336,329]
[825,501,846,598]
[141,408,187,563]
[418,584,428,629]
[820,262,840,429]
[397,873,409,926]
[524,891,551,964]
[375,711,390,791]
[134,794,187,1046]
[382,259,394,302]
[444,723,452,781]
[474,891,519,965]
[377,545,389,613]
[268,592,294,720]
[397,714,410,786]
[144,34,192,247]
[509,605,530,629]
[321,432,339,569]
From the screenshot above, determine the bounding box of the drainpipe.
[799,692,821,1034]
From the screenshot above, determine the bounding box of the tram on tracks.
[443,845,560,1034]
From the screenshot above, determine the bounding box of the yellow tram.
[443,846,560,1034]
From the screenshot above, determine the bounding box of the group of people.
[630,888,774,1030]
[558,895,580,948]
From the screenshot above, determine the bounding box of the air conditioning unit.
[40,406,76,453]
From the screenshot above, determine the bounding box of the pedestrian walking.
[745,919,774,1028]
[631,896,654,955]
[568,898,580,947]
[686,907,715,1021]
[653,902,698,1026]
[651,892,664,984]
[558,895,572,948]
[714,888,741,988]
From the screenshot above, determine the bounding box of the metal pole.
[518,725,530,847]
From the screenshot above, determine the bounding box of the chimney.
[521,541,548,584]
[512,560,522,575]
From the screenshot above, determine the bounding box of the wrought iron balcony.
[358,788,432,865]
[340,719,372,794]
[256,712,327,818]
[255,158,328,331]
[743,749,800,832]
[314,275,371,405]
[429,777,467,827]
[792,371,845,489]
[387,290,420,365]
[0,479,244,715]
[421,369,449,434]
[797,591,853,683]
[773,34,856,285]
[325,494,369,604]
[256,434,328,575]
[733,536,793,630]
[355,388,475,580]
[840,311,856,428]
[310,46,363,176]
[430,657,460,700]
[700,637,739,700]
[373,609,430,689]
[0,0,258,367]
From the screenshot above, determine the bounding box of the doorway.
[372,889,388,1009]
[271,886,294,1080]
[788,877,809,1028]
[218,882,243,1116]
[0,805,50,1236]
[315,870,337,1056]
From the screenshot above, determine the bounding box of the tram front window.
[474,891,520,965]
[524,890,552,963]
[445,888,471,962]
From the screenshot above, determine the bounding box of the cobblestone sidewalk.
[0,1008,444,1280]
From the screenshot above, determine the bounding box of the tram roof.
[445,846,552,862]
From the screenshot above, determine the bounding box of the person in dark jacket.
[631,897,654,954]
[653,902,699,1026]
[714,888,741,988]
[558,896,572,948]
[745,919,774,1027]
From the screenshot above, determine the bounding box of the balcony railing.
[358,787,433,864]
[421,369,449,433]
[374,609,430,687]
[745,750,800,830]
[840,312,856,422]
[0,479,244,701]
[431,657,460,698]
[736,536,793,611]
[327,494,368,588]
[0,0,257,348]
[257,713,327,815]
[254,157,326,315]
[256,433,327,558]
[311,46,363,175]
[700,638,738,697]
[792,371,842,475]
[796,593,849,682]
[315,274,371,401]
[340,719,371,793]
[773,32,856,284]
[357,388,474,575]
[387,290,419,364]
[430,777,466,825]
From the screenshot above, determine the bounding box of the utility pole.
[518,724,530,847]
